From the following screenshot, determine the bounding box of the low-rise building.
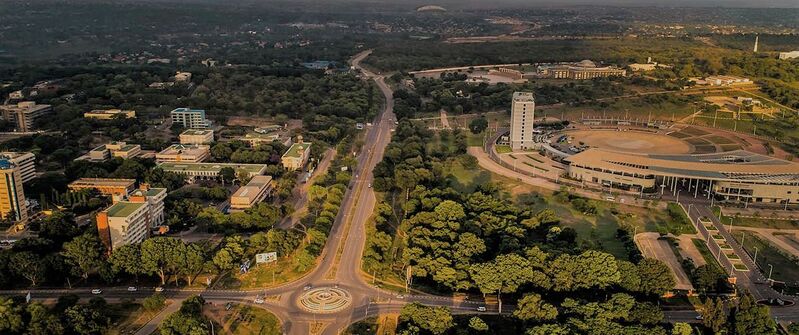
[86,142,141,161]
[240,131,291,147]
[68,178,137,197]
[84,109,136,120]
[778,51,799,60]
[0,152,35,184]
[179,129,214,145]
[282,141,311,171]
[156,144,210,163]
[8,90,24,100]
[537,60,626,80]
[230,175,273,210]
[174,71,192,82]
[0,101,53,132]
[158,162,268,182]
[96,185,166,251]
[170,107,209,129]
[694,76,751,86]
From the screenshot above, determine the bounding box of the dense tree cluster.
[0,295,112,335]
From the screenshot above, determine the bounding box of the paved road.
[635,232,694,291]
[278,148,336,229]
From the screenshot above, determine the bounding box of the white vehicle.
[303,285,312,291]
[91,289,102,295]
[154,287,164,292]
[254,296,265,304]
[368,183,372,188]
[127,286,138,292]
[395,294,405,299]
[477,306,487,312]
[605,196,615,202]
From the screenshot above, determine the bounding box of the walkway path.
[278,148,336,229]
[134,298,183,335]
[440,110,450,129]
[677,234,707,267]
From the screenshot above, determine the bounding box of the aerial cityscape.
[0,0,798,334]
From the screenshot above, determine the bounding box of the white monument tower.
[754,35,759,53]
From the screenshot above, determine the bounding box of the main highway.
[3,50,753,334]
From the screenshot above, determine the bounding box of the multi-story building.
[509,92,535,151]
[68,178,137,197]
[158,162,267,183]
[0,152,35,184]
[778,51,799,60]
[0,159,27,224]
[538,60,626,80]
[0,101,53,132]
[281,140,311,171]
[155,144,210,163]
[84,109,136,120]
[230,175,273,210]
[96,184,166,251]
[179,129,214,145]
[86,142,141,161]
[170,108,209,129]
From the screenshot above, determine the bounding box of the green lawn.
[691,238,725,272]
[495,145,512,153]
[226,305,281,335]
[714,208,799,229]
[732,233,799,285]
[220,256,313,289]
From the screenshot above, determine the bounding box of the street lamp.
[768,264,774,282]
[676,190,682,203]
[728,217,734,233]
[754,246,759,265]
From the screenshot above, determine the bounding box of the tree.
[526,324,570,335]
[178,243,206,285]
[0,297,23,333]
[26,303,65,335]
[142,294,166,312]
[399,303,453,335]
[62,234,106,279]
[11,251,46,286]
[732,292,776,335]
[672,322,693,335]
[637,258,675,296]
[160,296,209,335]
[109,244,142,280]
[141,237,183,285]
[469,117,488,134]
[701,297,727,334]
[616,260,641,292]
[694,264,726,293]
[514,293,558,321]
[468,317,489,332]
[551,250,620,291]
[219,167,236,185]
[65,303,109,335]
[630,301,664,325]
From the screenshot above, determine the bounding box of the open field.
[732,232,799,286]
[206,303,281,335]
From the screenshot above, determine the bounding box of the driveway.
[634,232,694,291]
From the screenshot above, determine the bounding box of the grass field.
[732,233,799,285]
[225,305,282,335]
[717,213,799,230]
[221,256,313,289]
[692,238,725,272]
[106,302,162,335]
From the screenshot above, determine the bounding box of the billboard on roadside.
[255,252,278,264]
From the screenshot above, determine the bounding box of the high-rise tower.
[510,92,535,151]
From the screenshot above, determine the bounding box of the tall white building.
[170,108,209,129]
[509,92,535,150]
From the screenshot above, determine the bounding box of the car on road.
[303,284,312,291]
[154,287,164,292]
[368,183,372,188]
[477,306,487,312]
[695,315,703,320]
[127,286,137,292]
[395,294,404,299]
[225,302,234,310]
[91,289,102,295]
[254,296,265,304]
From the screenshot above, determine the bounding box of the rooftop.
[231,176,273,200]
[105,201,146,217]
[566,148,799,182]
[158,162,267,174]
[158,144,210,155]
[171,107,205,114]
[283,142,311,159]
[70,178,136,187]
[513,91,535,102]
[181,129,213,136]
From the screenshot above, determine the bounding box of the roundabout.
[297,287,353,314]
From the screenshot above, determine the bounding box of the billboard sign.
[255,252,278,264]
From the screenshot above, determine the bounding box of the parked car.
[91,289,102,295]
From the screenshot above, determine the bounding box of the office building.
[96,184,166,251]
[0,101,53,132]
[179,129,214,145]
[0,160,27,224]
[158,162,267,183]
[566,148,799,205]
[84,109,136,120]
[509,92,535,151]
[170,108,209,129]
[0,152,35,184]
[537,60,626,80]
[282,140,311,171]
[230,175,273,210]
[778,51,799,60]
[68,178,137,197]
[156,144,210,163]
